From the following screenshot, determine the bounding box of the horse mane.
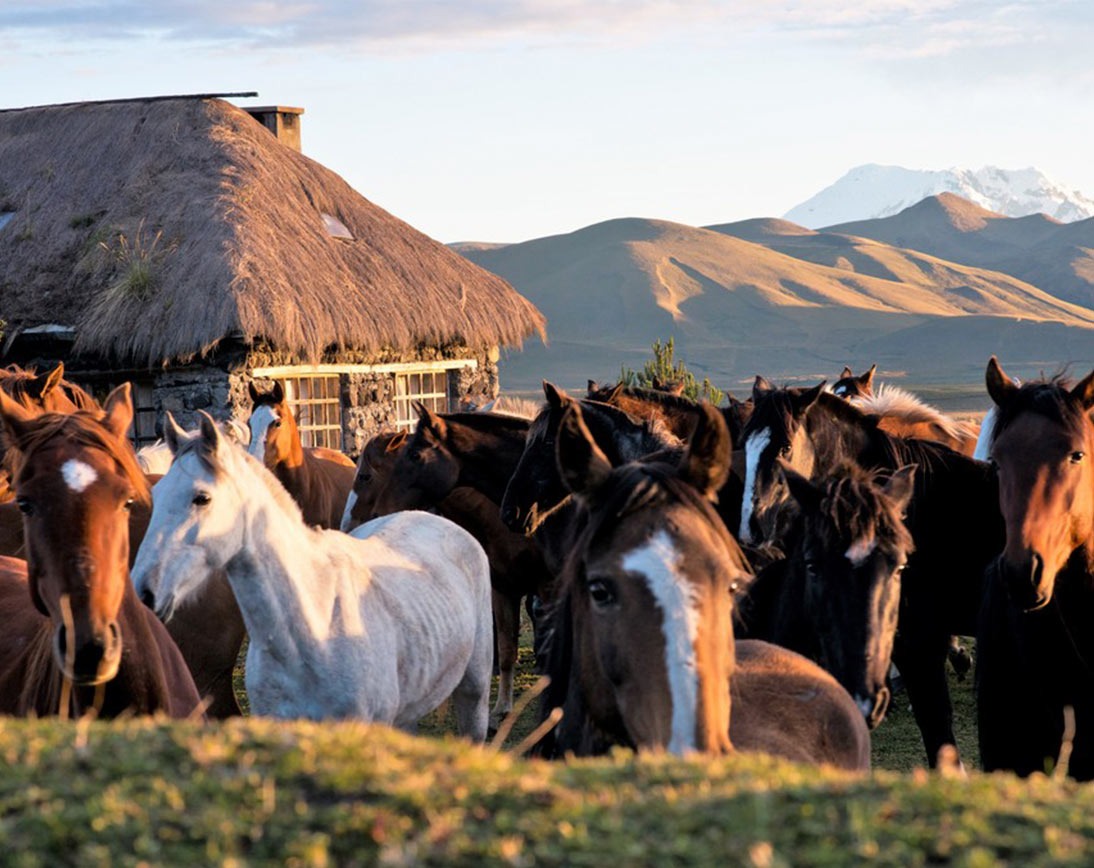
[0,366,98,411]
[489,395,542,421]
[440,411,531,436]
[7,411,150,505]
[851,384,968,442]
[594,383,701,413]
[988,376,1086,448]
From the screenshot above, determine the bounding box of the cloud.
[1,0,1090,60]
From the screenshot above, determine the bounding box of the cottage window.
[280,374,343,451]
[393,369,450,430]
[130,382,158,448]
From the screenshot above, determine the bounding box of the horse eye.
[192,492,211,507]
[896,563,908,574]
[123,498,135,512]
[586,579,617,608]
[409,451,423,464]
[15,498,34,516]
[779,446,792,459]
[1070,451,1086,465]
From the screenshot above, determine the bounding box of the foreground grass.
[1,718,1091,866]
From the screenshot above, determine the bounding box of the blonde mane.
[850,384,971,443]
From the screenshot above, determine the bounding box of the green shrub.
[621,337,726,405]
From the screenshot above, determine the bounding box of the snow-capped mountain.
[785,164,1094,228]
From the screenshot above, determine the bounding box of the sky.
[3,1,1094,243]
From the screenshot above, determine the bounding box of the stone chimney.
[244,105,304,152]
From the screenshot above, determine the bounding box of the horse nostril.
[1030,552,1044,587]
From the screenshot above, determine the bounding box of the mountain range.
[784,164,1094,228]
[457,194,1094,406]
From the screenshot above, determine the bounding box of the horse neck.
[447,424,526,503]
[226,467,341,648]
[806,400,876,473]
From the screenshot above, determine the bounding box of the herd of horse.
[0,355,1091,781]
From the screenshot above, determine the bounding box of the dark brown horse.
[247,382,356,529]
[536,400,870,768]
[343,427,552,725]
[738,378,1003,767]
[0,385,200,718]
[737,462,915,729]
[977,357,1094,779]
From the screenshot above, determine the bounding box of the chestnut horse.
[536,400,869,767]
[247,382,355,529]
[977,357,1094,779]
[0,385,200,718]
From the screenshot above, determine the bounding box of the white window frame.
[251,359,477,438]
[278,373,343,451]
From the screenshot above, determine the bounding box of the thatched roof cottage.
[0,94,546,450]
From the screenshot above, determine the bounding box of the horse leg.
[892,631,957,769]
[490,587,521,728]
[451,597,493,743]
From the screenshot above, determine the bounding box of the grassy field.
[8,624,1040,866]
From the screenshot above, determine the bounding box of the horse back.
[730,639,871,771]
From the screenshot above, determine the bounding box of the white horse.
[131,412,493,738]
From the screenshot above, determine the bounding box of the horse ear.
[883,464,917,515]
[840,366,853,379]
[793,381,826,414]
[0,388,36,444]
[557,403,612,498]
[782,464,821,513]
[679,403,731,499]
[101,383,135,440]
[587,379,599,394]
[28,363,65,401]
[224,418,251,446]
[985,356,1018,408]
[542,380,568,408]
[861,364,877,392]
[1069,369,1094,411]
[415,402,447,438]
[163,412,188,455]
[605,383,625,403]
[269,381,285,405]
[197,410,223,455]
[752,375,774,401]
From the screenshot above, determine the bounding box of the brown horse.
[0,385,200,717]
[0,475,242,718]
[247,382,356,529]
[537,400,870,768]
[350,419,553,725]
[832,366,977,456]
[977,357,1094,779]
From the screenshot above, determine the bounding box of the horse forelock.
[819,467,914,559]
[9,412,150,505]
[175,430,306,525]
[990,378,1089,450]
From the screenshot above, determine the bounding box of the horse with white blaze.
[131,412,493,737]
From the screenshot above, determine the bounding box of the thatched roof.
[0,96,546,366]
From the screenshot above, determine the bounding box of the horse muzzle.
[53,620,122,686]
[854,687,891,730]
[999,552,1052,612]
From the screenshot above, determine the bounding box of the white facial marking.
[248,405,279,460]
[845,537,878,566]
[622,529,700,756]
[739,428,771,543]
[61,459,98,493]
[973,406,997,463]
[340,489,358,532]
